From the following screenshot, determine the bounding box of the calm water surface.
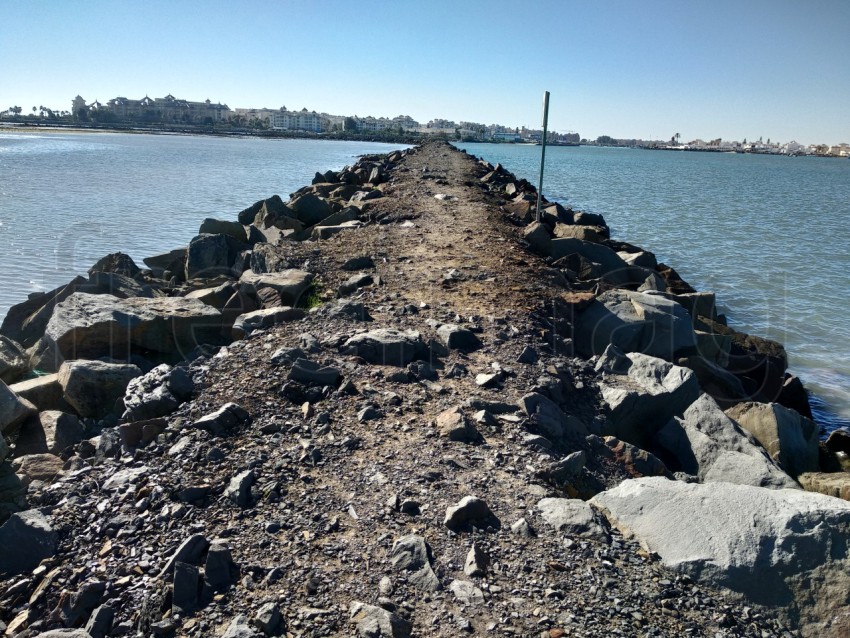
[458,143,850,433]
[0,129,404,307]
[1,132,847,433]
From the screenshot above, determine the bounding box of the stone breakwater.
[0,140,849,637]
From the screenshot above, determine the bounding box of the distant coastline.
[4,121,847,159]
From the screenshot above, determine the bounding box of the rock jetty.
[0,140,849,637]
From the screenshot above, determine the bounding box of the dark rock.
[123,364,194,421]
[341,255,375,271]
[252,602,282,635]
[390,535,440,591]
[464,543,489,577]
[604,436,672,478]
[239,195,287,225]
[222,614,261,638]
[226,470,255,507]
[349,602,412,638]
[37,293,223,369]
[159,533,209,578]
[0,336,28,383]
[232,307,306,339]
[436,324,481,350]
[270,347,307,366]
[0,509,57,575]
[185,233,247,280]
[143,248,187,280]
[777,374,814,419]
[84,604,115,638]
[1,380,37,435]
[290,193,332,226]
[516,346,538,364]
[60,580,106,626]
[205,539,239,591]
[343,329,424,366]
[444,496,500,532]
[357,406,382,422]
[519,392,587,443]
[575,290,697,359]
[330,300,372,321]
[172,561,200,614]
[193,403,250,436]
[0,276,88,348]
[198,218,248,243]
[436,406,479,442]
[288,359,341,386]
[239,270,314,306]
[250,243,290,274]
[14,410,84,455]
[57,360,142,419]
[88,252,141,279]
[338,273,374,296]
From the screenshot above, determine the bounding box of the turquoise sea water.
[457,143,850,434]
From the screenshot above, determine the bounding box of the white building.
[271,108,326,132]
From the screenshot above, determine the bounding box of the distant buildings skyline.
[1,92,847,154]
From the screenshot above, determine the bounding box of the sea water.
[457,142,850,434]
[0,130,401,309]
[0,131,847,432]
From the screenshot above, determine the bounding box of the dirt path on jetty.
[4,141,845,638]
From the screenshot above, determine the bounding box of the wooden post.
[535,91,550,223]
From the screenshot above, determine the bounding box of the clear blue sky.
[2,0,848,144]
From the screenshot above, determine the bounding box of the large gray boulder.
[58,360,143,418]
[590,477,850,637]
[725,402,820,479]
[143,248,186,279]
[343,329,425,366]
[88,252,141,278]
[390,534,440,591]
[0,380,37,435]
[185,233,247,280]
[0,335,28,383]
[9,374,68,412]
[14,410,85,455]
[654,393,799,489]
[290,193,333,227]
[349,602,412,638]
[518,392,587,443]
[537,497,607,541]
[37,293,222,368]
[122,364,194,421]
[238,269,314,306]
[0,509,57,575]
[237,195,285,225]
[198,218,248,243]
[550,238,632,283]
[0,276,87,348]
[597,350,700,447]
[231,307,306,339]
[575,290,697,359]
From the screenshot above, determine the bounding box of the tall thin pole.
[535,91,550,222]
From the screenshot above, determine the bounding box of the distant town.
[1,93,848,157]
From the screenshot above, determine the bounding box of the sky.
[1,0,848,145]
